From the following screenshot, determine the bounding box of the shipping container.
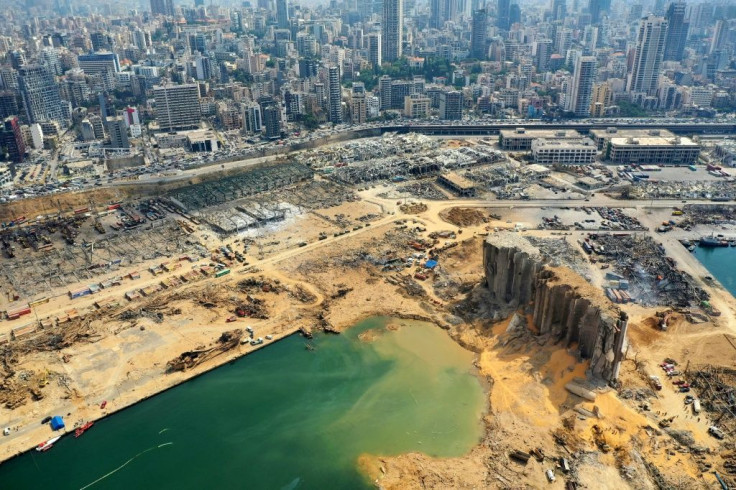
[6,305,31,320]
[29,297,49,308]
[69,287,91,299]
[215,269,231,278]
[11,322,37,339]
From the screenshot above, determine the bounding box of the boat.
[700,236,729,247]
[75,421,94,438]
[100,400,107,409]
[688,245,696,252]
[36,436,61,452]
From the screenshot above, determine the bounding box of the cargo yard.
[3,135,736,488]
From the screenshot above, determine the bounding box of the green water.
[0,317,485,490]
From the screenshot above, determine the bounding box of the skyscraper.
[565,56,596,116]
[471,9,488,59]
[277,0,289,28]
[152,84,202,131]
[367,33,382,68]
[497,0,510,30]
[534,39,553,72]
[382,0,403,62]
[18,64,66,124]
[664,1,689,61]
[551,0,566,21]
[710,19,728,55]
[150,0,174,16]
[588,0,610,24]
[627,15,668,95]
[327,66,342,124]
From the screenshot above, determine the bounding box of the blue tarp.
[50,416,65,431]
[425,260,438,269]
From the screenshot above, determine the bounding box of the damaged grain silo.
[483,234,628,383]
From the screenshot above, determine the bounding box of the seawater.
[694,246,736,297]
[0,317,485,490]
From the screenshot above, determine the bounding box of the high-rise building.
[471,9,488,59]
[261,104,282,139]
[150,0,174,16]
[152,84,201,131]
[327,66,342,124]
[18,64,66,125]
[379,75,392,110]
[0,91,19,119]
[106,116,130,149]
[0,116,25,162]
[627,15,668,96]
[439,90,463,120]
[351,90,367,124]
[90,32,113,52]
[367,33,382,68]
[382,0,403,62]
[589,83,611,116]
[509,3,521,25]
[277,0,290,28]
[565,56,596,116]
[551,0,566,21]
[664,1,689,61]
[78,52,121,75]
[535,39,553,72]
[430,0,459,29]
[710,19,729,55]
[588,0,610,24]
[243,102,262,134]
[497,0,510,29]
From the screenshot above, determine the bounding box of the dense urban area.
[2,0,736,488]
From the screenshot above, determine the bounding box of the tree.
[617,100,648,117]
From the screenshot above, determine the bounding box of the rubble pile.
[593,207,646,231]
[237,276,284,294]
[166,329,243,372]
[681,204,736,226]
[525,237,591,282]
[585,234,708,307]
[396,182,448,200]
[624,180,736,200]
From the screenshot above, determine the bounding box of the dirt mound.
[399,202,428,214]
[441,207,487,227]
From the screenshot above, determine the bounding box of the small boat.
[100,400,107,409]
[75,421,94,438]
[688,245,696,252]
[36,436,61,452]
[700,236,729,247]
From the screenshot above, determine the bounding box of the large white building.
[152,84,201,131]
[607,136,700,165]
[531,138,597,165]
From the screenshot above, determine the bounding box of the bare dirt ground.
[2,185,736,489]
